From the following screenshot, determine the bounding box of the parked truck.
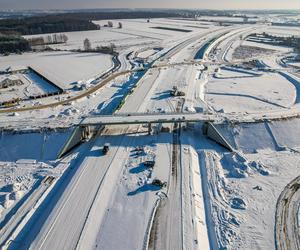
[170,86,185,97]
[152,179,167,188]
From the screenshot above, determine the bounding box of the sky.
[0,0,300,10]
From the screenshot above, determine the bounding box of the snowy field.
[0,71,60,103]
[200,149,300,250]
[206,69,296,113]
[216,118,300,153]
[24,18,209,53]
[0,130,72,221]
[0,51,113,89]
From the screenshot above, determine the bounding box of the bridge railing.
[89,111,206,118]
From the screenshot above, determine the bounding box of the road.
[0,26,234,115]
[2,23,282,250]
[83,112,215,125]
[0,177,55,249]
[275,176,300,250]
[8,132,128,250]
[2,102,300,131]
[1,29,211,249]
[147,96,185,250]
[0,29,214,115]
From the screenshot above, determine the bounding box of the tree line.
[0,17,99,35]
[27,33,68,46]
[250,32,300,54]
[0,33,30,54]
[82,38,116,54]
[0,11,181,35]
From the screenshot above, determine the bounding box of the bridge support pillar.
[148,123,152,135]
[81,126,91,140]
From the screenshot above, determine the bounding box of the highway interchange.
[0,19,300,250]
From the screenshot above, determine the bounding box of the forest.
[0,11,181,35]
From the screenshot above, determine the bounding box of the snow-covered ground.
[24,18,207,53]
[0,71,60,102]
[206,69,296,113]
[200,149,300,250]
[0,129,72,224]
[0,51,113,89]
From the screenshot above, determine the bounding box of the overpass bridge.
[58,112,234,158]
[81,112,217,126]
[1,107,299,132]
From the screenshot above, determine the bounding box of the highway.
[9,132,129,250]
[0,27,235,116]
[1,28,219,250]
[2,21,293,250]
[0,29,215,115]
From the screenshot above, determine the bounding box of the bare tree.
[83,38,91,51]
[46,35,52,44]
[53,34,58,43]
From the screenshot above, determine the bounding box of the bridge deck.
[81,112,216,126]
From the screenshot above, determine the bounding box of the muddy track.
[172,123,179,177]
[147,98,184,250]
[275,176,300,250]
[148,200,165,250]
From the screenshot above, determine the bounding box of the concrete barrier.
[203,122,234,151]
[57,126,84,158]
[57,125,104,159]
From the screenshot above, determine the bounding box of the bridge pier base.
[148,123,152,135]
[81,126,90,140]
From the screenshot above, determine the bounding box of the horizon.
[2,7,300,11]
[1,0,300,11]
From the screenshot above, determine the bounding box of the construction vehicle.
[102,144,110,155]
[152,179,167,188]
[144,160,155,168]
[170,86,185,97]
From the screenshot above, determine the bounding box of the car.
[102,144,110,154]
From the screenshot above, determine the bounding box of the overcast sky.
[1,0,299,10]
